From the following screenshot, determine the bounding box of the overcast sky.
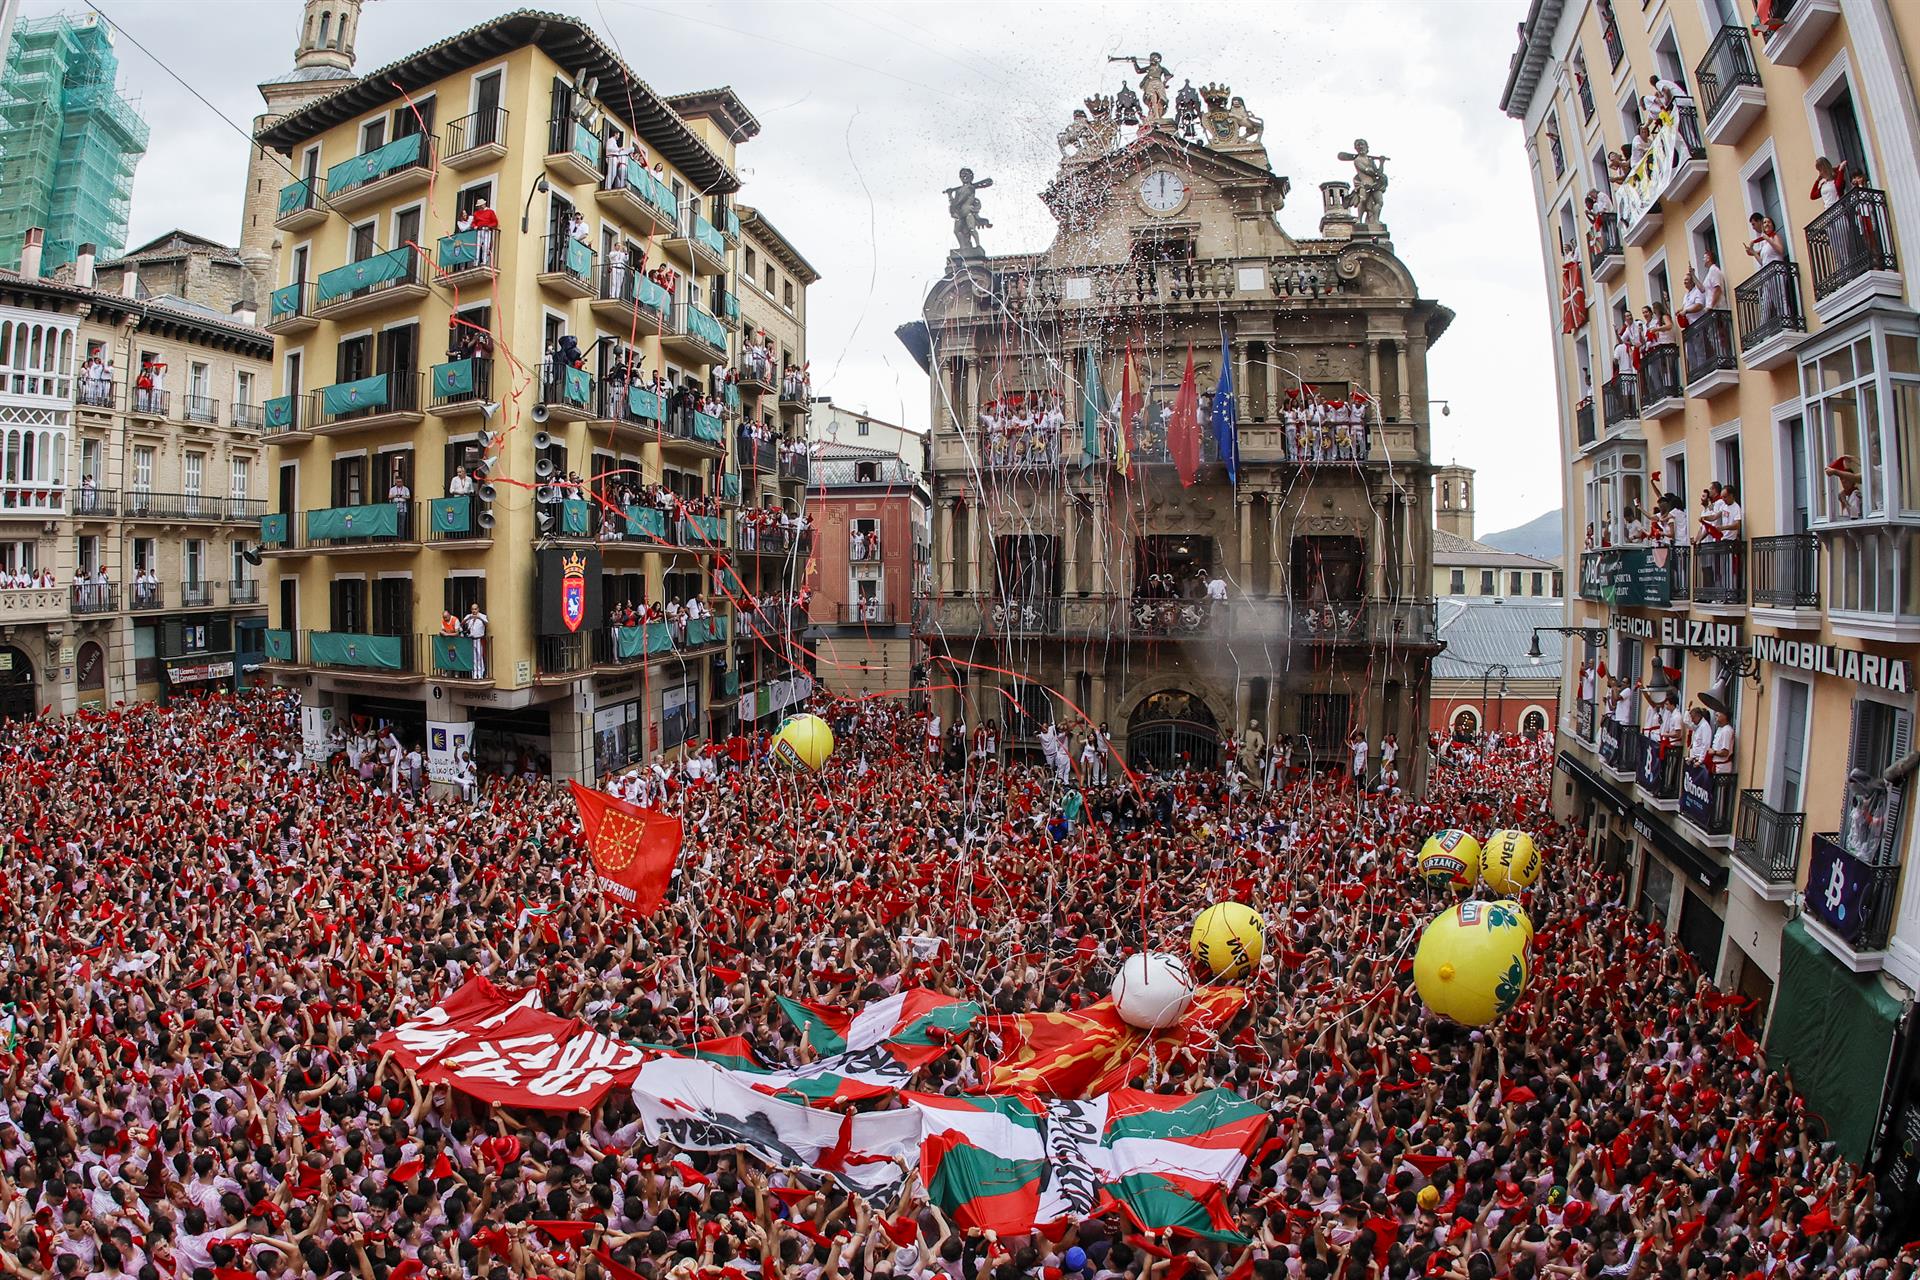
[49,0,1562,533]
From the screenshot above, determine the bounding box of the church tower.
[237,0,365,298]
[1435,463,1475,541]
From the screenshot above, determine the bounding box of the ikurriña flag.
[567,781,682,915]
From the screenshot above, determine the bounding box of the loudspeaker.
[534,431,554,452]
[241,546,264,567]
[531,403,551,424]
[479,401,499,423]
[1698,678,1733,718]
[478,483,497,504]
[476,509,496,530]
[536,457,557,480]
[537,485,560,504]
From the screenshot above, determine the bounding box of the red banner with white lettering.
[568,780,682,915]
[372,976,646,1110]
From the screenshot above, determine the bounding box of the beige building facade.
[904,75,1451,778]
[1504,0,1920,1167]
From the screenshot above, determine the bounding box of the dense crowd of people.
[0,688,1906,1280]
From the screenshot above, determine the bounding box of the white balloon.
[1110,952,1195,1030]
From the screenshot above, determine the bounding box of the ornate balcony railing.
[1602,372,1638,427]
[1735,260,1805,351]
[1734,790,1804,884]
[1640,344,1682,405]
[1751,533,1819,608]
[1693,538,1746,606]
[1696,25,1762,127]
[1807,187,1899,302]
[1682,310,1737,386]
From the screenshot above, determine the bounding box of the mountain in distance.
[1480,508,1563,561]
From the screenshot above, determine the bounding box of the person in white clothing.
[1686,707,1712,766]
[1347,726,1369,790]
[605,134,631,189]
[1710,710,1736,775]
[464,604,490,679]
[1700,250,1726,311]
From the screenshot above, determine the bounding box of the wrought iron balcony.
[1602,371,1638,427]
[1679,768,1738,838]
[443,106,508,168]
[182,394,219,425]
[1734,260,1806,360]
[1639,344,1683,411]
[1805,831,1900,953]
[1637,734,1682,802]
[1692,538,1746,606]
[232,402,264,431]
[839,602,894,624]
[1751,533,1819,608]
[1587,212,1623,280]
[1734,790,1804,885]
[1681,309,1738,392]
[180,580,214,607]
[70,582,116,615]
[1576,397,1596,448]
[313,370,423,430]
[1807,187,1899,305]
[540,234,596,297]
[1696,25,1765,142]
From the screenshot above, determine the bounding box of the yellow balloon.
[1190,902,1266,980]
[1486,898,1535,950]
[1415,829,1483,890]
[1413,900,1531,1027]
[1482,830,1541,894]
[772,713,835,771]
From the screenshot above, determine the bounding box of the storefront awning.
[1767,918,1904,1161]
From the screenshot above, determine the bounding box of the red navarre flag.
[568,781,682,916]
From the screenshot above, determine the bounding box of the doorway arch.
[0,646,35,721]
[1450,707,1480,738]
[1127,689,1220,771]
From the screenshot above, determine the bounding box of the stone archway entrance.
[0,646,35,721]
[1127,689,1219,771]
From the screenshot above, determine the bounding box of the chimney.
[18,228,43,279]
[121,269,139,299]
[73,243,97,289]
[230,299,258,328]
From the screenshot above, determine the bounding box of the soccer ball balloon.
[772,713,835,771]
[1189,902,1266,980]
[1482,829,1542,895]
[1111,952,1195,1029]
[1415,830,1483,891]
[1412,900,1532,1027]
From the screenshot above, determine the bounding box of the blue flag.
[1211,328,1239,484]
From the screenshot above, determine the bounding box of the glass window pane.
[1890,335,1920,377]
[1821,347,1854,392]
[1898,380,1920,514]
[1858,336,1876,376]
[1864,384,1886,515]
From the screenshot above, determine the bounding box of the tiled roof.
[1433,528,1558,569]
[1432,597,1565,680]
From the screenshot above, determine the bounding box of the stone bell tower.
[237,0,367,300]
[1436,463,1475,540]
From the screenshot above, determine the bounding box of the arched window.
[317,11,331,46]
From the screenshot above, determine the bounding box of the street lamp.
[1481,662,1511,734]
[1528,625,1608,664]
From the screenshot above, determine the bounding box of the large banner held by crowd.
[372,976,647,1110]
[983,987,1247,1097]
[569,781,683,914]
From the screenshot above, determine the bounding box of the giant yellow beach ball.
[772,713,835,771]
[1190,902,1266,980]
[1481,829,1542,895]
[1415,829,1483,891]
[1412,900,1532,1027]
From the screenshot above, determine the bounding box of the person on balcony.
[566,209,589,245]
[464,602,489,679]
[1710,707,1735,779]
[1811,156,1850,209]
[1676,267,1708,336]
[1827,455,1864,520]
[1745,213,1790,328]
[605,134,631,190]
[1699,250,1726,316]
[456,198,498,267]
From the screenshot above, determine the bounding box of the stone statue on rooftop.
[1110,51,1172,122]
[946,168,994,254]
[1338,139,1391,229]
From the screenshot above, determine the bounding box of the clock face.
[1139,169,1189,214]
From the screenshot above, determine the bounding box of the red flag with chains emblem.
[568,781,683,916]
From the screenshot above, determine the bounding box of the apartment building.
[1503,0,1920,1168]
[253,9,812,783]
[0,234,271,713]
[805,440,930,697]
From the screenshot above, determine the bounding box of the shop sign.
[168,661,234,684]
[1662,618,1740,650]
[1752,635,1911,692]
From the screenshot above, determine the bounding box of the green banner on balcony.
[264,395,295,431]
[325,131,423,195]
[277,180,313,216]
[438,229,485,269]
[430,495,473,535]
[561,365,592,407]
[630,168,677,216]
[722,668,740,696]
[613,622,675,660]
[433,358,475,397]
[687,306,725,349]
[627,385,664,421]
[722,291,740,322]
[638,277,669,312]
[1579,546,1673,607]
[686,616,727,647]
[310,631,405,670]
[719,473,741,502]
[269,283,302,319]
[694,216,724,257]
[263,628,294,661]
[624,504,667,538]
[691,411,724,444]
[724,383,742,411]
[320,373,390,418]
[306,502,399,541]
[316,248,412,304]
[725,207,741,239]
[432,633,475,673]
[678,514,725,547]
[562,497,593,537]
[572,120,602,167]
[259,512,289,546]
[716,565,746,597]
[564,236,593,279]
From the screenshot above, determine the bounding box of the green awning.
[1766,918,1904,1161]
[325,132,423,195]
[307,502,399,541]
[319,373,390,418]
[432,633,475,673]
[316,248,413,304]
[309,632,404,670]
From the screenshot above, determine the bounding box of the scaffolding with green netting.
[0,12,149,275]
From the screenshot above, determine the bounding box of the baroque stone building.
[901,73,1452,781]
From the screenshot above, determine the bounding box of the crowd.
[0,687,1906,1280]
[979,396,1067,467]
[737,499,812,551]
[1280,388,1373,463]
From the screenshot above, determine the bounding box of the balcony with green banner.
[627,167,678,221]
[269,282,305,323]
[428,495,481,540]
[263,395,299,435]
[685,616,728,647]
[564,236,593,280]
[691,409,725,444]
[676,513,726,548]
[724,383,742,413]
[717,565,747,597]
[310,631,407,671]
[317,372,394,425]
[277,179,316,218]
[438,229,490,273]
[637,277,670,313]
[259,512,289,547]
[431,633,477,675]
[719,473,741,502]
[626,386,664,422]
[562,497,593,537]
[315,248,415,306]
[721,291,740,323]
[721,667,740,697]
[687,305,726,350]
[623,504,667,539]
[325,132,425,197]
[571,121,602,167]
[559,365,593,411]
[725,206,741,240]
[613,621,676,660]
[692,215,725,260]
[306,501,401,545]
[263,629,295,662]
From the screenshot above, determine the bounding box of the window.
[184,539,205,586]
[1532,572,1545,596]
[1553,571,1565,595]
[184,452,205,496]
[1714,435,1742,493]
[1509,571,1524,595]
[1817,82,1871,180]
[1840,698,1911,862]
[1775,677,1811,812]
[1586,446,1648,546]
[231,458,250,500]
[1298,692,1351,756]
[1651,27,1687,92]
[783,280,795,310]
[77,534,99,575]
[80,438,100,484]
[231,541,251,585]
[132,446,154,496]
[132,537,154,573]
[764,265,776,293]
[1480,569,1496,595]
[1638,852,1673,928]
[1806,325,1920,523]
[235,370,254,412]
[360,117,386,153]
[1746,156,1789,240]
[1449,568,1466,594]
[857,420,870,437]
[662,680,699,751]
[1781,414,1811,532]
[744,248,757,277]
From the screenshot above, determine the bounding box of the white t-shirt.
[1688,718,1712,764]
[465,611,489,638]
[1702,263,1726,309]
[1712,723,1735,773]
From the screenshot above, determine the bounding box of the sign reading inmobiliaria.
[372,975,647,1109]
